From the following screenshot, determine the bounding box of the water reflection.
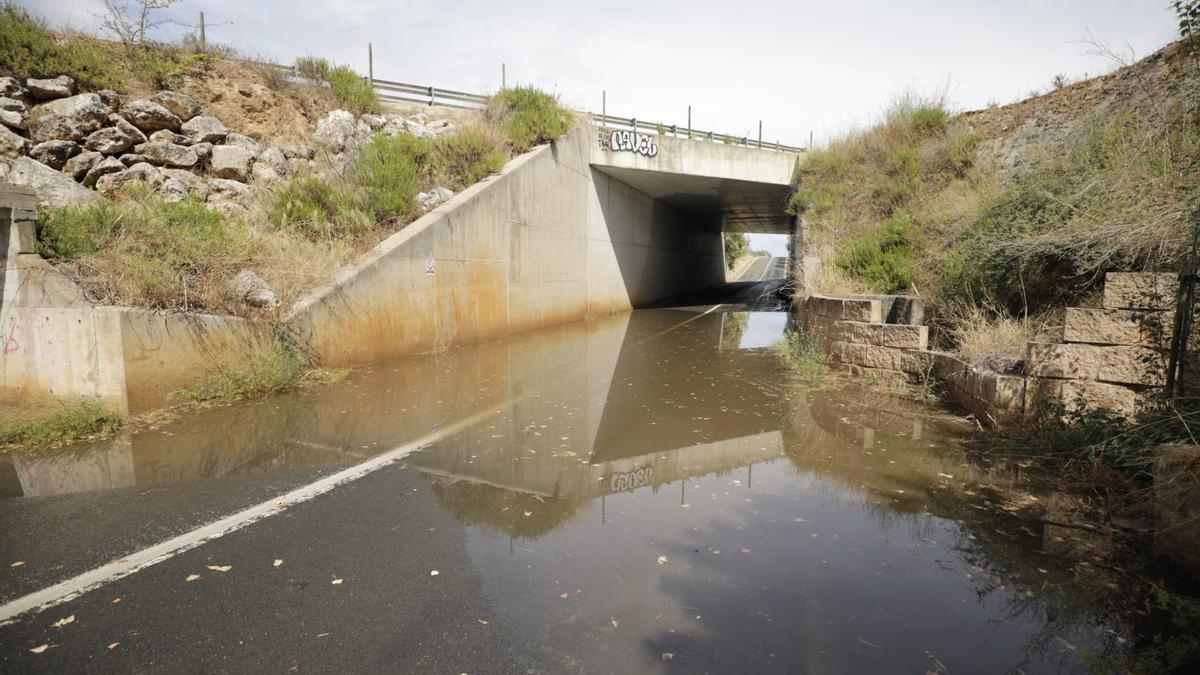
[0,307,1148,672]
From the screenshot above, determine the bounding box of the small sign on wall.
[425,258,435,277]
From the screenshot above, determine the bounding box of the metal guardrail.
[261,63,805,153]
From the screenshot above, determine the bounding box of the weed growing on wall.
[0,400,121,446]
[486,87,573,151]
[773,328,828,380]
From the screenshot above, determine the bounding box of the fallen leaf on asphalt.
[430,570,440,576]
[206,565,232,573]
[111,597,121,604]
[523,511,532,517]
[186,574,201,582]
[559,592,569,599]
[29,644,49,654]
[52,615,75,629]
[107,642,119,650]
[657,556,669,565]
[661,652,674,661]
[331,577,343,585]
[273,559,283,568]
[10,561,24,568]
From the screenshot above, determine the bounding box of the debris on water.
[107,642,119,650]
[186,574,201,582]
[10,561,24,568]
[29,644,49,654]
[331,577,344,585]
[273,559,284,567]
[206,565,232,572]
[112,597,121,604]
[661,652,674,661]
[52,614,74,629]
[657,555,669,565]
[430,570,440,576]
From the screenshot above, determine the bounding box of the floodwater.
[0,307,1151,672]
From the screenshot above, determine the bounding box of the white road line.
[756,257,775,282]
[0,403,513,626]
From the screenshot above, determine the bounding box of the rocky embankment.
[0,73,461,218]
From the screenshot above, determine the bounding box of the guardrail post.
[602,90,606,125]
[630,117,636,132]
[708,131,713,142]
[758,120,762,147]
[687,106,691,138]
[428,86,435,106]
[368,43,373,86]
[502,63,506,89]
[670,124,676,137]
[199,12,206,52]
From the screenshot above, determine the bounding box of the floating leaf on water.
[206,565,232,573]
[559,592,569,599]
[112,597,121,604]
[29,644,49,654]
[331,577,344,585]
[661,652,674,661]
[656,556,669,565]
[10,561,25,568]
[273,559,284,568]
[186,574,201,582]
[430,570,439,576]
[107,642,119,650]
[52,614,75,629]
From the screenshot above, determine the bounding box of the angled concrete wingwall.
[288,124,728,367]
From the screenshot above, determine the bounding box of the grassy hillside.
[791,40,1199,355]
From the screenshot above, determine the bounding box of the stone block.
[806,294,881,323]
[1027,377,1145,416]
[825,320,928,350]
[1027,342,1166,386]
[1103,272,1177,310]
[1063,307,1172,347]
[829,341,911,371]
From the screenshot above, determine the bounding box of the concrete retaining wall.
[288,124,726,367]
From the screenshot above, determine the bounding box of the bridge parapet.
[589,122,799,185]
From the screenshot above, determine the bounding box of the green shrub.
[176,338,348,403]
[910,106,949,136]
[773,328,827,380]
[933,128,982,178]
[836,214,921,293]
[327,65,380,115]
[38,188,261,310]
[724,232,749,269]
[294,55,331,82]
[351,134,423,221]
[0,4,120,89]
[0,400,121,446]
[872,146,922,213]
[429,130,508,188]
[37,199,125,260]
[487,86,573,151]
[269,176,372,242]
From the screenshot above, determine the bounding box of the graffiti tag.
[607,465,655,493]
[604,130,659,157]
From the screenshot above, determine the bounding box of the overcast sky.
[23,1,1181,256]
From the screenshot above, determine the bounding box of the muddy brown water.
[0,308,1159,672]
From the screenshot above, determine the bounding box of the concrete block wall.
[798,272,1174,428]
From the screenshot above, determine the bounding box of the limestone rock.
[314,110,363,153]
[94,161,163,197]
[82,156,125,188]
[180,115,227,144]
[417,187,454,210]
[278,143,316,160]
[107,114,147,145]
[119,153,147,166]
[0,97,25,113]
[26,75,75,100]
[148,129,189,145]
[191,141,213,162]
[138,142,198,168]
[0,77,28,103]
[207,201,249,221]
[1062,307,1172,348]
[257,146,288,175]
[29,140,80,170]
[63,150,102,181]
[360,113,387,131]
[1026,342,1167,387]
[83,126,134,155]
[234,270,278,308]
[209,145,254,181]
[119,99,182,132]
[0,108,26,130]
[0,125,28,159]
[1103,273,1178,311]
[158,177,190,203]
[27,93,108,142]
[250,161,281,183]
[95,90,121,113]
[286,158,312,175]
[222,133,261,154]
[4,156,99,208]
[160,168,209,201]
[207,177,250,202]
[149,90,201,122]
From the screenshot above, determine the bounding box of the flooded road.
[0,303,1146,673]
